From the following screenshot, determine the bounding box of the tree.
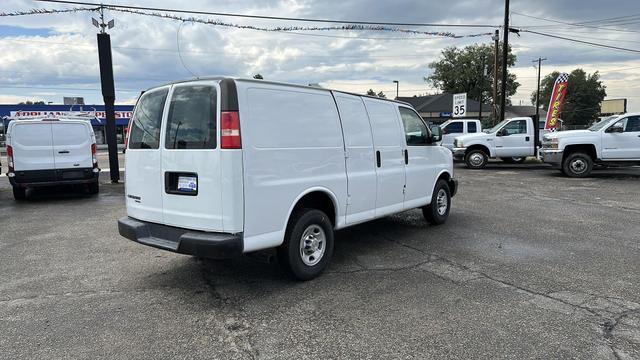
[366,89,386,98]
[253,74,264,79]
[426,43,520,105]
[18,100,46,105]
[532,69,606,126]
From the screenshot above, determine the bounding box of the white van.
[6,118,99,200]
[118,77,457,280]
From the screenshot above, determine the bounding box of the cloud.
[0,0,639,111]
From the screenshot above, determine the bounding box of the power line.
[35,0,497,28]
[521,30,640,54]
[512,11,640,34]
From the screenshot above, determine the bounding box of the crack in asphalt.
[374,231,640,355]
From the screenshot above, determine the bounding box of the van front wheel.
[422,180,451,225]
[278,208,334,281]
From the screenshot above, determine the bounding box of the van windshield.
[128,88,169,149]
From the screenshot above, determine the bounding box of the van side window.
[443,121,463,134]
[467,122,477,133]
[129,88,168,149]
[399,108,429,146]
[165,85,217,149]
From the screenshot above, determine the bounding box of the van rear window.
[165,85,217,149]
[128,88,168,149]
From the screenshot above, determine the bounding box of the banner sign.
[544,73,569,131]
[9,110,133,121]
[452,93,467,118]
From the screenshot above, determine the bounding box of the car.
[6,117,99,200]
[436,118,482,151]
[118,77,457,280]
[540,113,640,177]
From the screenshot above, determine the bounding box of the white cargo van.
[6,118,99,200]
[118,77,457,280]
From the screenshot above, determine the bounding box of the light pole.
[532,57,547,123]
[393,80,399,99]
[93,6,120,183]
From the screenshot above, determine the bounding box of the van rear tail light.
[221,111,242,149]
[91,143,98,168]
[7,145,14,172]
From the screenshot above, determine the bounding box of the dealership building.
[0,104,134,148]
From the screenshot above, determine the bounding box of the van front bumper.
[118,217,243,259]
[539,149,564,165]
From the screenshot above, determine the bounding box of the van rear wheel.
[422,180,451,225]
[12,186,26,201]
[278,208,334,281]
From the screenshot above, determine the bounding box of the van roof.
[145,76,413,107]
[9,118,92,125]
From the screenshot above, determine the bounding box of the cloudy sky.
[1,0,639,111]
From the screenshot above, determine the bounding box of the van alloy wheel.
[436,189,448,216]
[299,225,326,266]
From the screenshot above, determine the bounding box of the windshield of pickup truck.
[486,119,508,133]
[589,116,618,131]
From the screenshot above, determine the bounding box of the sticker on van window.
[177,176,197,192]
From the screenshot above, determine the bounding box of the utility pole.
[533,57,547,123]
[499,0,510,122]
[478,55,485,121]
[93,7,119,183]
[492,29,499,125]
[532,57,546,157]
[393,80,399,99]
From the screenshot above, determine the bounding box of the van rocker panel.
[118,216,243,259]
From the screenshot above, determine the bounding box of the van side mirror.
[430,126,442,142]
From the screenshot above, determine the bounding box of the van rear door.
[51,121,93,169]
[159,81,224,232]
[125,87,169,224]
[11,122,55,171]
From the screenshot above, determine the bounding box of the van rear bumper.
[9,168,98,187]
[118,217,243,259]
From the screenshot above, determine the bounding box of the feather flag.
[544,73,569,131]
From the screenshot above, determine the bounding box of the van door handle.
[376,151,381,168]
[404,149,408,164]
[58,150,70,154]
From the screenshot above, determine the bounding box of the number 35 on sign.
[452,93,467,118]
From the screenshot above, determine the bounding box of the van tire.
[88,181,99,195]
[562,152,593,178]
[422,180,451,225]
[13,186,26,201]
[465,149,488,169]
[278,208,334,281]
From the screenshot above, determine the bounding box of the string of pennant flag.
[0,7,493,39]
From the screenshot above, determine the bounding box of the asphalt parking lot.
[1,158,639,359]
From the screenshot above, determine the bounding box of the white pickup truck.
[437,119,482,151]
[452,117,540,168]
[540,113,640,177]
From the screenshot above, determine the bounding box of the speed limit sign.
[452,93,467,118]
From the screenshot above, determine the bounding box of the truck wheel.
[562,152,593,178]
[13,186,26,201]
[422,180,451,225]
[88,181,99,195]
[465,149,488,169]
[278,208,334,281]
